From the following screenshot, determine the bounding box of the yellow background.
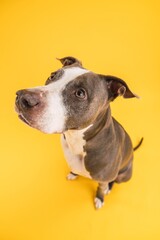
[0,0,160,239]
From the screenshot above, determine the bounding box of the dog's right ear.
[57,56,83,67]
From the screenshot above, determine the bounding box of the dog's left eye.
[75,88,87,99]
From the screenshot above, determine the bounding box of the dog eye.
[75,88,87,99]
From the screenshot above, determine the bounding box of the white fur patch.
[61,126,92,178]
[66,172,78,180]
[104,186,110,195]
[64,128,87,155]
[28,67,90,133]
[94,198,104,209]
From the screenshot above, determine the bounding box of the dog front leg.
[94,182,109,209]
[67,172,79,180]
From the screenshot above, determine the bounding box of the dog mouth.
[18,114,31,126]
[15,102,31,126]
[15,103,65,134]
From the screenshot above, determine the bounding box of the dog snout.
[16,90,42,110]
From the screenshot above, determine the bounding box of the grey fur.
[15,56,142,209]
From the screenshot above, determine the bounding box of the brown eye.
[75,88,87,99]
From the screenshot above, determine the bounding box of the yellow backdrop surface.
[0,0,160,239]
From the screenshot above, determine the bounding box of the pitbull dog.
[15,56,143,209]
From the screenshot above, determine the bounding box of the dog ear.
[100,75,139,101]
[57,56,83,67]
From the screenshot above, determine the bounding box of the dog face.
[15,57,137,134]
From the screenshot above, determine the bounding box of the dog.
[15,56,143,209]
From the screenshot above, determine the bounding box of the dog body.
[15,57,140,209]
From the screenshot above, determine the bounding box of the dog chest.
[61,129,91,178]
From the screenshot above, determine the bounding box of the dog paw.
[104,187,111,195]
[94,197,104,209]
[66,172,78,180]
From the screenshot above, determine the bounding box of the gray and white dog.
[15,57,143,209]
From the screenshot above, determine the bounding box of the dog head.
[15,56,138,134]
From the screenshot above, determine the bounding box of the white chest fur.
[61,128,91,179]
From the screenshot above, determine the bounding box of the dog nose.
[16,90,41,109]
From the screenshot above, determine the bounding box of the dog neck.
[84,106,112,141]
[63,106,113,156]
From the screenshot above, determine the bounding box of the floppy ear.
[57,56,83,67]
[100,75,139,101]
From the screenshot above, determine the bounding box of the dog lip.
[15,101,30,126]
[18,114,30,126]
